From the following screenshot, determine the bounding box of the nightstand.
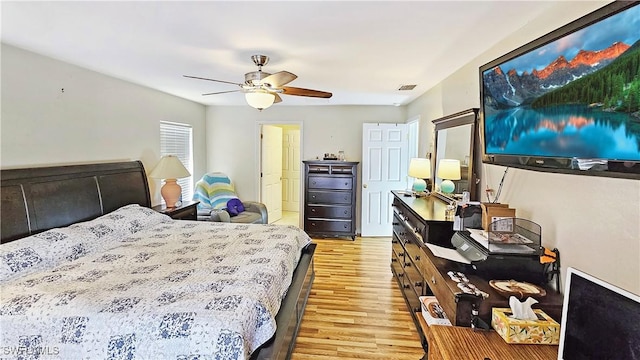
[153,200,199,220]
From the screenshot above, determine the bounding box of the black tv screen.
[479,1,640,178]
[558,267,640,360]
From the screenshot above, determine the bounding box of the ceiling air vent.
[397,84,417,91]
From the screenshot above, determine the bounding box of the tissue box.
[420,296,451,326]
[491,308,560,345]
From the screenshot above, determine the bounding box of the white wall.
[407,1,640,294]
[206,105,406,232]
[1,44,207,205]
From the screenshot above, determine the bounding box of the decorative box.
[420,296,451,326]
[491,308,560,345]
[481,203,516,231]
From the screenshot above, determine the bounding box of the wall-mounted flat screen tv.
[479,1,640,179]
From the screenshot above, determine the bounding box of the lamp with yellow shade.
[408,157,431,194]
[149,155,191,208]
[437,159,461,194]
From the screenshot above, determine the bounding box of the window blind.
[160,121,193,204]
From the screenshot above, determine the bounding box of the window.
[160,121,193,204]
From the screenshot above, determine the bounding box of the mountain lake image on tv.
[481,2,640,169]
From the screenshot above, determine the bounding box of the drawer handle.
[312,195,316,199]
[431,276,436,285]
[415,255,421,261]
[311,222,316,226]
[404,262,411,267]
[345,182,349,186]
[344,210,348,215]
[344,196,349,200]
[415,281,423,287]
[392,222,399,226]
[391,258,397,262]
[413,306,422,313]
[403,284,410,289]
[311,208,316,212]
[344,224,348,229]
[398,273,404,278]
[391,239,398,244]
[399,252,404,257]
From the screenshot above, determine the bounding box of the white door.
[282,128,300,212]
[361,123,408,236]
[261,125,283,223]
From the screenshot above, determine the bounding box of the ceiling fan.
[184,55,332,110]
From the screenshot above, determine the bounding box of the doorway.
[257,122,303,226]
[360,117,419,237]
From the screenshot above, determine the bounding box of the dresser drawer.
[419,249,457,325]
[305,219,352,233]
[403,260,425,303]
[307,190,352,205]
[308,176,353,190]
[404,239,422,267]
[391,248,403,275]
[306,205,352,219]
[392,236,405,258]
[393,205,426,245]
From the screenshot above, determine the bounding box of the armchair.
[193,172,268,224]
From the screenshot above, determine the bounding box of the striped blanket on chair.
[192,172,238,211]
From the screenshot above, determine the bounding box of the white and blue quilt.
[0,205,311,360]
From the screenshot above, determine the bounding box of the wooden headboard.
[1,161,151,243]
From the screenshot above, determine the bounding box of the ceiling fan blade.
[273,94,283,104]
[202,90,241,96]
[262,71,297,88]
[183,75,243,87]
[282,86,332,98]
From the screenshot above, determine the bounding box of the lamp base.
[440,179,456,194]
[161,178,182,208]
[412,178,427,193]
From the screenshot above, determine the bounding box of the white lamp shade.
[408,158,431,179]
[408,158,431,193]
[437,159,461,180]
[149,155,191,179]
[245,91,275,110]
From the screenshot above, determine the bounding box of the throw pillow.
[226,198,245,217]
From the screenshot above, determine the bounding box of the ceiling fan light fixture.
[245,91,275,110]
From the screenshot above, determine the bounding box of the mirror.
[431,108,479,203]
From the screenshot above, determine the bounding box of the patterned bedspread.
[0,205,311,360]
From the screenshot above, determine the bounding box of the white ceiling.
[1,1,559,107]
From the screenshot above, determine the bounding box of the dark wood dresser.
[303,160,359,240]
[390,191,563,357]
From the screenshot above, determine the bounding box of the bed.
[0,161,316,360]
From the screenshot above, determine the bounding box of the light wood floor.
[290,237,425,360]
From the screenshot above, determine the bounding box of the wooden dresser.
[390,191,562,358]
[303,160,359,240]
[391,191,454,346]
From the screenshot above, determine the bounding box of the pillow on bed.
[71,204,172,238]
[0,204,170,283]
[0,226,99,282]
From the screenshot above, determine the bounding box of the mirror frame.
[431,108,480,203]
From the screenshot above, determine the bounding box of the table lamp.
[437,159,461,194]
[149,155,191,208]
[408,158,431,193]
